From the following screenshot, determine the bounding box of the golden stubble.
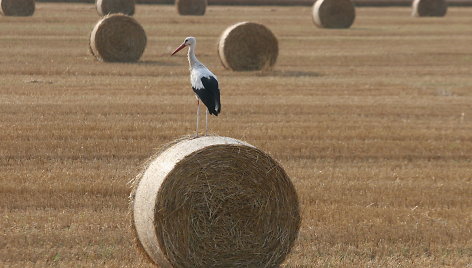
[0,3,471,267]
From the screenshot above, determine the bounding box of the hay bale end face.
[131,136,301,267]
[0,0,35,16]
[412,0,447,17]
[176,0,207,16]
[218,22,278,71]
[96,0,135,17]
[312,0,356,29]
[89,14,146,62]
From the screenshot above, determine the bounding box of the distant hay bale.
[89,14,146,62]
[131,136,301,268]
[0,0,35,16]
[96,0,135,16]
[412,0,447,17]
[312,0,355,29]
[176,0,207,15]
[218,22,278,71]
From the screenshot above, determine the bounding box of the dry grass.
[0,0,35,17]
[133,137,300,267]
[90,13,147,62]
[218,21,278,71]
[0,3,471,267]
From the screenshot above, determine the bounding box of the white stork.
[171,37,221,137]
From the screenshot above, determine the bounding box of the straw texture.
[412,0,447,17]
[96,0,135,16]
[176,0,207,15]
[131,136,300,267]
[312,0,356,29]
[0,0,34,16]
[89,14,146,62]
[218,22,278,71]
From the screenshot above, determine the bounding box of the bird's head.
[171,37,196,56]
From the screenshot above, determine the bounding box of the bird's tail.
[209,108,219,116]
[212,93,221,116]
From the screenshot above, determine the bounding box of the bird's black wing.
[193,76,221,116]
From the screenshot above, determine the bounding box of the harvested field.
[0,3,471,267]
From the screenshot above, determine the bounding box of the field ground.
[1,3,472,267]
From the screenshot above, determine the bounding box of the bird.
[171,37,221,137]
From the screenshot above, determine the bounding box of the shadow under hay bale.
[89,14,146,62]
[0,0,34,16]
[96,0,135,16]
[412,0,447,17]
[218,22,278,71]
[176,0,207,15]
[130,136,301,268]
[312,0,356,29]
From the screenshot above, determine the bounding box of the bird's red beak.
[171,43,186,56]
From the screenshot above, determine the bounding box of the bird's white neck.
[187,44,202,69]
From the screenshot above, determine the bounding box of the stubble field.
[1,3,472,267]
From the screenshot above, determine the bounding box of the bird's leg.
[205,109,208,136]
[196,99,200,137]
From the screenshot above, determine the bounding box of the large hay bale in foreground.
[312,0,355,29]
[176,0,207,15]
[0,0,34,16]
[89,14,146,62]
[218,22,278,71]
[131,136,300,267]
[412,0,447,17]
[96,0,135,16]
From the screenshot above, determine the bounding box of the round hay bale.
[412,0,447,17]
[0,0,34,16]
[218,22,278,71]
[96,0,135,16]
[312,0,355,29]
[131,136,301,267]
[89,14,146,62]
[176,0,207,16]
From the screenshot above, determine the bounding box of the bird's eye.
[185,39,188,43]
